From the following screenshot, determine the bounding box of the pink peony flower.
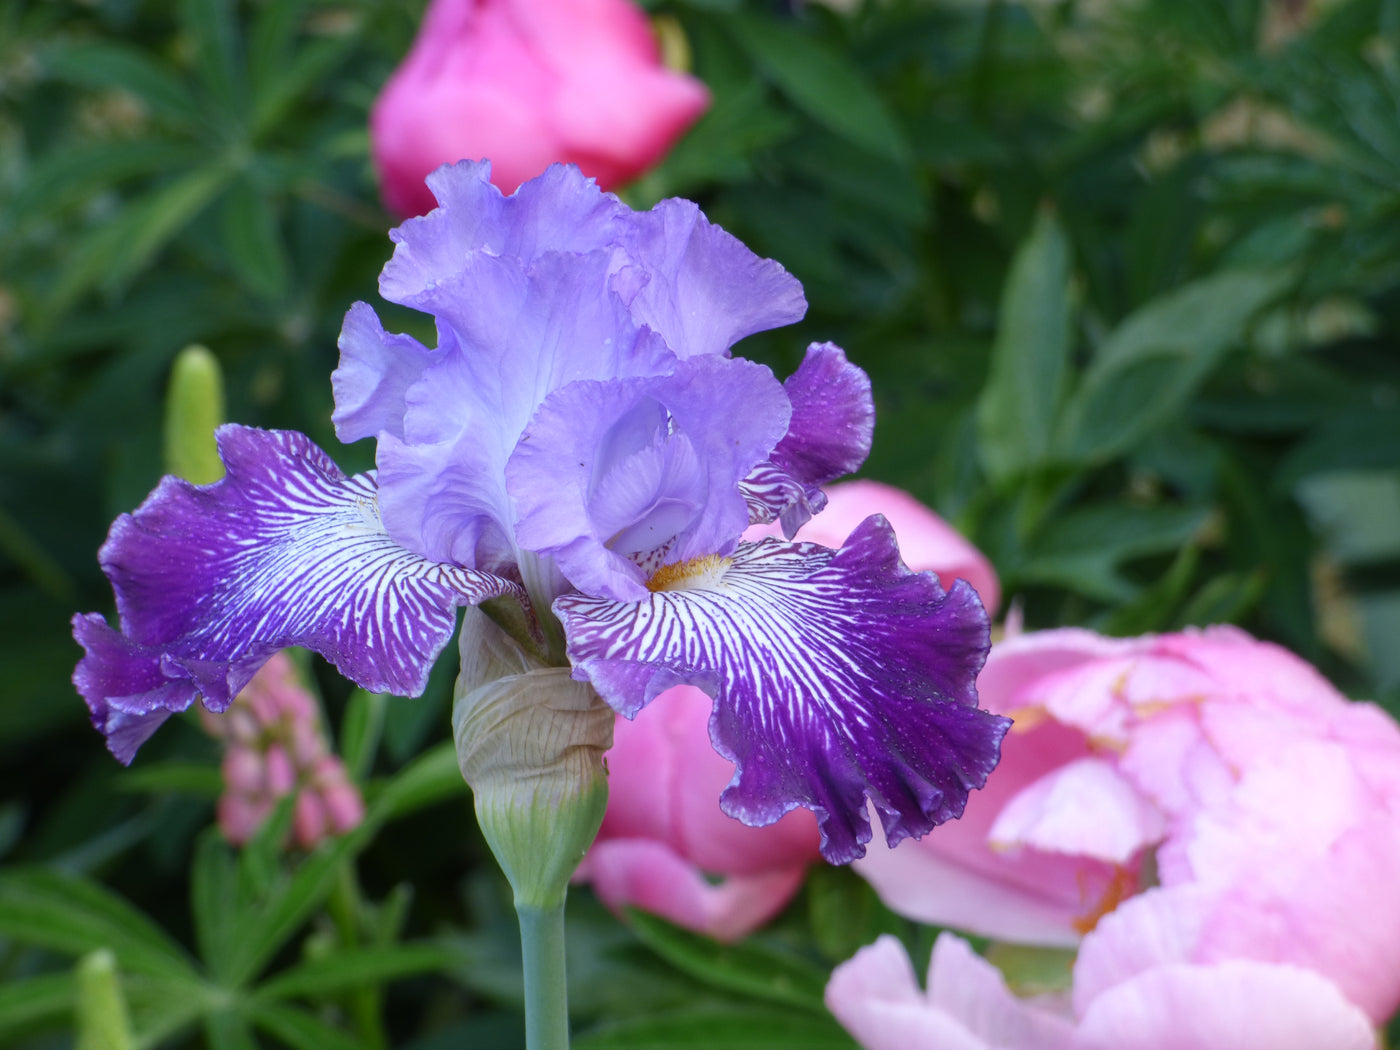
[370,0,710,216]
[827,924,1377,1050]
[825,933,1075,1050]
[838,625,1400,1046]
[578,480,999,939]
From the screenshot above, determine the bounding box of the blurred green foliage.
[2,0,1399,1045]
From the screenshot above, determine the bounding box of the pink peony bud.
[369,0,710,216]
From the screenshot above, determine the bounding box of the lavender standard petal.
[616,198,808,360]
[556,516,1007,865]
[379,162,627,309]
[508,356,791,602]
[78,426,519,756]
[332,302,444,443]
[376,249,675,569]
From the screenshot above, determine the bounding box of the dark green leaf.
[204,1010,260,1050]
[724,13,909,162]
[181,0,246,118]
[44,166,231,317]
[339,691,386,783]
[366,741,468,823]
[246,1002,371,1050]
[0,973,74,1043]
[220,177,289,299]
[40,41,201,126]
[574,1005,854,1049]
[625,910,827,1012]
[1016,503,1211,603]
[0,869,199,981]
[1054,269,1292,462]
[976,206,1073,484]
[117,762,223,799]
[252,942,458,1002]
[191,831,242,985]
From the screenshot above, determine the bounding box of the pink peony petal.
[579,838,806,943]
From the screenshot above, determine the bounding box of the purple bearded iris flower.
[72,162,1009,864]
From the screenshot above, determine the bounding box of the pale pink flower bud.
[292,790,329,850]
[221,746,265,796]
[263,743,296,796]
[321,779,366,836]
[218,793,274,847]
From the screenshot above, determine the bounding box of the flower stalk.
[452,607,614,1048]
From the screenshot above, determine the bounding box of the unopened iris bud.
[163,344,225,485]
[75,949,134,1050]
[452,608,614,911]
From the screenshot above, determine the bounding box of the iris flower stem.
[517,899,570,1050]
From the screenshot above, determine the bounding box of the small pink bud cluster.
[202,652,365,849]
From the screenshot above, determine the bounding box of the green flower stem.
[517,900,570,1050]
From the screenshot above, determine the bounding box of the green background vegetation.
[2,0,1399,1045]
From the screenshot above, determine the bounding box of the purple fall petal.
[75,425,520,761]
[508,355,791,602]
[72,613,190,763]
[557,515,1008,864]
[741,343,874,535]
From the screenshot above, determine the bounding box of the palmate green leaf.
[204,1010,260,1050]
[39,41,202,127]
[624,910,827,1012]
[246,1003,371,1050]
[976,207,1073,485]
[0,869,199,982]
[0,139,204,234]
[723,12,910,163]
[1014,503,1211,603]
[117,762,224,800]
[251,942,459,1003]
[124,975,219,1049]
[220,177,289,300]
[367,739,469,823]
[1278,405,1400,486]
[192,830,243,986]
[574,1005,855,1049]
[0,973,74,1043]
[249,28,360,140]
[339,690,387,783]
[180,0,246,119]
[1053,268,1292,464]
[43,166,232,319]
[215,744,467,990]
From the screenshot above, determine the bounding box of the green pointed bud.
[75,949,134,1050]
[453,608,614,911]
[164,344,226,484]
